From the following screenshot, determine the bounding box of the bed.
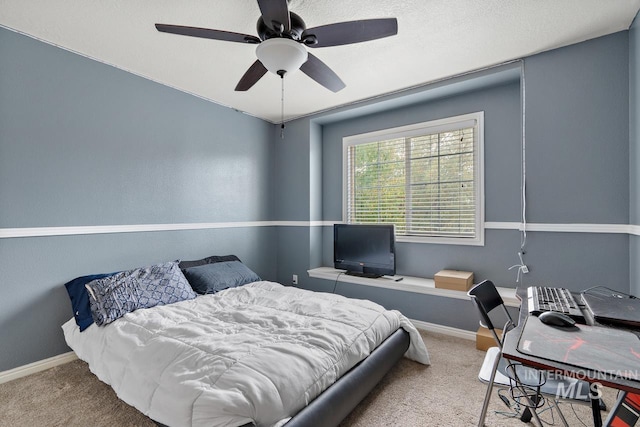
[62,257,430,427]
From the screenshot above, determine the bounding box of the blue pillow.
[86,261,197,326]
[178,254,240,270]
[183,260,261,294]
[64,272,116,331]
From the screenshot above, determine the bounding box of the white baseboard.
[0,351,77,385]
[411,319,476,341]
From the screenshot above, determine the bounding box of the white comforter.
[62,281,430,427]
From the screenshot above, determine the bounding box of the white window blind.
[343,112,484,245]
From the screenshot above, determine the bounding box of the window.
[343,112,484,245]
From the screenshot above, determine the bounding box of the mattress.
[63,281,429,427]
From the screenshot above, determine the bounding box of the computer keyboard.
[527,286,586,323]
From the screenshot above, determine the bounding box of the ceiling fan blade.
[300,53,345,93]
[235,60,268,91]
[155,24,261,44]
[256,0,290,33]
[303,18,398,48]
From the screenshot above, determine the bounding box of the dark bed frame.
[155,328,410,427]
[283,328,410,427]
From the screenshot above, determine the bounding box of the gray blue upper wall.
[276,29,633,331]
[1,13,639,371]
[0,27,276,371]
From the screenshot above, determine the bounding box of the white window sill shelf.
[307,267,519,307]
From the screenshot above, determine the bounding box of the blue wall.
[0,27,277,371]
[1,23,638,372]
[276,32,632,331]
[320,82,522,281]
[525,34,629,226]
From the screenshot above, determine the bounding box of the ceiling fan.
[155,0,398,93]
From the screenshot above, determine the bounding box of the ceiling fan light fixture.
[256,38,308,75]
[157,3,398,93]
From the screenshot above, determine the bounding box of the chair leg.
[478,352,501,427]
[553,400,570,427]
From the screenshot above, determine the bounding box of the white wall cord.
[520,60,527,252]
[509,251,529,282]
[509,60,529,282]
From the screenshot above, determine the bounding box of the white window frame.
[342,112,485,246]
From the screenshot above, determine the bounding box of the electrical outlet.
[521,265,529,274]
[292,274,298,285]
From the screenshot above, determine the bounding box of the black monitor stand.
[345,271,382,279]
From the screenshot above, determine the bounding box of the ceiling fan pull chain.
[279,70,286,139]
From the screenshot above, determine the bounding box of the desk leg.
[590,384,603,427]
[604,391,640,427]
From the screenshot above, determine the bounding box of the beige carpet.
[0,330,616,426]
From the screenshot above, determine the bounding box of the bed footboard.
[156,328,410,427]
[283,327,410,427]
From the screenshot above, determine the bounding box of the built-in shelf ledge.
[307,267,519,307]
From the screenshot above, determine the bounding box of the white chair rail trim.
[0,221,637,239]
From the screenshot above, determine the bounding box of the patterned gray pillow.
[86,261,197,326]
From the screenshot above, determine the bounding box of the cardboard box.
[476,326,503,351]
[434,269,474,291]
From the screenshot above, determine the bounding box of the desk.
[501,288,640,427]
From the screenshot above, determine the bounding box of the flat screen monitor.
[333,223,396,278]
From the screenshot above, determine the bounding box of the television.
[333,223,396,278]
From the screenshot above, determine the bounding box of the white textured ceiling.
[2,0,640,123]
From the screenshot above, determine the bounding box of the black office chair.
[468,280,601,427]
